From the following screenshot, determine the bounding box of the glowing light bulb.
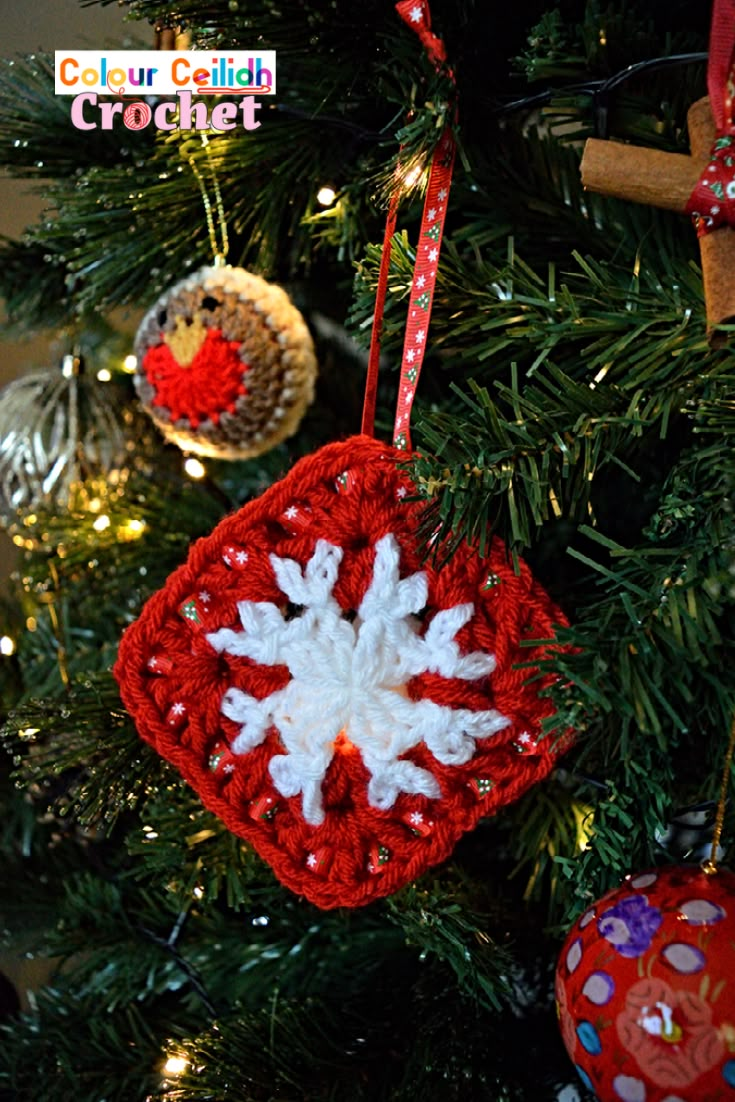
[163,1056,189,1076]
[123,354,137,373]
[403,165,423,188]
[184,457,206,480]
[119,518,146,541]
[0,635,16,656]
[317,185,337,206]
[93,514,111,532]
[96,368,112,382]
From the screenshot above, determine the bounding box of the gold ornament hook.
[186,135,229,267]
[702,713,735,875]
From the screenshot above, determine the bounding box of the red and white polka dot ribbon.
[362,0,456,452]
[392,127,455,450]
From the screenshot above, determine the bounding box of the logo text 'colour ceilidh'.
[55,51,276,133]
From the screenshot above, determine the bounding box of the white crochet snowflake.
[206,535,510,825]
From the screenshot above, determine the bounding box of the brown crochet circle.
[134,266,317,460]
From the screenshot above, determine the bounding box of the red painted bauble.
[555,864,735,1101]
[115,435,573,909]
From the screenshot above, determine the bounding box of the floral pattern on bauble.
[617,977,724,1089]
[555,864,735,1102]
[598,894,663,958]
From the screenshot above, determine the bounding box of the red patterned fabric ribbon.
[685,0,735,237]
[362,0,456,449]
[395,0,448,69]
[393,130,455,450]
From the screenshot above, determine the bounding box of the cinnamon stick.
[154,27,178,50]
[687,97,717,162]
[581,96,735,342]
[580,142,700,211]
[688,99,735,341]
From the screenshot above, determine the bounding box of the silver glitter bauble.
[0,354,129,526]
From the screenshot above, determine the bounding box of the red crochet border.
[115,434,573,909]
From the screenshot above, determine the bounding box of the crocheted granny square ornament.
[115,435,572,909]
[134,265,317,460]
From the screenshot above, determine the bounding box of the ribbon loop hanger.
[361,0,456,451]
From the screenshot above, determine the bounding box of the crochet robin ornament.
[134,265,317,460]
